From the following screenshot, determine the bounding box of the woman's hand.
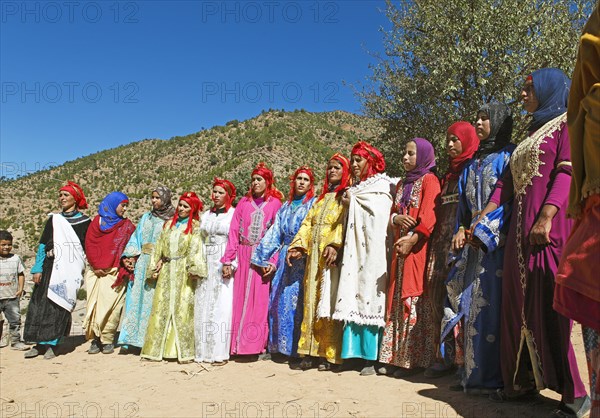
[94,269,111,278]
[393,214,417,230]
[286,248,304,266]
[529,216,552,245]
[341,190,351,207]
[394,234,418,257]
[32,273,42,285]
[452,229,466,251]
[222,265,232,279]
[262,264,276,277]
[323,245,338,267]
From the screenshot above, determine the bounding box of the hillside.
[0,110,382,258]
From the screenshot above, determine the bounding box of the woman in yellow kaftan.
[287,154,351,370]
[141,192,207,362]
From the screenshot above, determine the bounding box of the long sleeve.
[489,165,515,206]
[220,201,243,265]
[544,125,573,210]
[321,199,345,250]
[455,165,473,231]
[187,226,208,278]
[289,204,316,254]
[31,244,46,274]
[123,213,145,258]
[147,227,167,279]
[413,173,441,240]
[251,204,285,268]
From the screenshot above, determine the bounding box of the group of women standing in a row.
[20,65,596,418]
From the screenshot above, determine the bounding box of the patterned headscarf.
[400,138,436,210]
[288,166,315,203]
[528,68,571,133]
[317,153,351,202]
[151,186,175,221]
[351,141,386,181]
[212,177,236,211]
[247,162,284,201]
[476,103,513,158]
[445,122,480,183]
[169,191,203,234]
[59,181,88,210]
[98,191,129,231]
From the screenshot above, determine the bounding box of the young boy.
[0,230,28,350]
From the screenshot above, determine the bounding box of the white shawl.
[47,214,87,312]
[332,173,394,327]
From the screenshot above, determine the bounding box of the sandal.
[550,395,591,418]
[489,388,538,403]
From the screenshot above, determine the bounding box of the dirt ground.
[0,320,589,418]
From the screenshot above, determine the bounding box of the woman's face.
[447,134,463,159]
[177,200,191,219]
[58,190,77,212]
[116,202,129,218]
[403,141,417,172]
[350,154,368,179]
[151,191,163,211]
[294,173,311,197]
[521,78,539,113]
[327,160,343,186]
[251,175,267,197]
[211,185,227,209]
[475,111,491,141]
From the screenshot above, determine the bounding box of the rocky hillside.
[0,110,382,259]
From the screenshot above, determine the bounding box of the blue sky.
[0,0,389,178]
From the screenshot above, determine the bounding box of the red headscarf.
[247,162,284,201]
[317,153,351,202]
[287,166,315,203]
[169,191,203,234]
[59,181,88,209]
[211,177,236,212]
[445,122,480,183]
[351,141,386,181]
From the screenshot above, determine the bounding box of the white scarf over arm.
[47,214,87,312]
[333,173,394,327]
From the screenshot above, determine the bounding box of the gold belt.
[141,243,155,254]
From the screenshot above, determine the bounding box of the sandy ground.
[0,321,589,418]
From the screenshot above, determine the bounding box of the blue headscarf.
[98,191,129,231]
[529,68,571,133]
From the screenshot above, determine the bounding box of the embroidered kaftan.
[221,196,282,355]
[195,209,234,363]
[441,145,514,390]
[118,212,165,348]
[289,192,346,364]
[141,220,206,361]
[251,197,314,357]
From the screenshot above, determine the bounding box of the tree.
[360,0,592,176]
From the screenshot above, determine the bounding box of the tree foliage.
[360,0,593,176]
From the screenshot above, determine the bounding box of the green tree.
[360,0,592,176]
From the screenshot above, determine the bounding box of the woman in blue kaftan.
[251,167,315,358]
[441,103,514,392]
[118,187,175,351]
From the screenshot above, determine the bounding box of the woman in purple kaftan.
[481,69,589,415]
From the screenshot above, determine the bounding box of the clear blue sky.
[0,0,389,178]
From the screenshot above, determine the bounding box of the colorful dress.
[333,173,395,361]
[379,172,440,369]
[25,212,90,344]
[118,212,166,349]
[441,144,514,391]
[194,208,234,363]
[221,196,282,355]
[425,179,463,365]
[251,196,315,357]
[493,115,586,402]
[141,219,206,361]
[289,192,346,364]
